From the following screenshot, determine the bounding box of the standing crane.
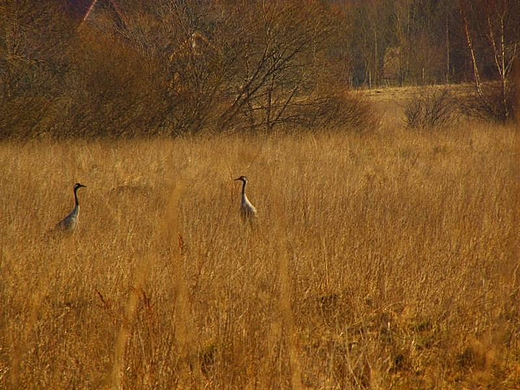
[234,176,257,221]
[56,182,87,232]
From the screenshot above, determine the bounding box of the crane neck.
[241,180,247,197]
[74,187,80,207]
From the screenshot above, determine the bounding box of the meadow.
[1,111,519,388]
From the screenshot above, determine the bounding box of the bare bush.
[404,88,461,129]
[0,97,52,140]
[0,0,376,139]
[292,91,377,132]
[55,30,170,139]
[460,81,519,123]
[212,0,350,133]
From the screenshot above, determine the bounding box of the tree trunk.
[460,0,482,96]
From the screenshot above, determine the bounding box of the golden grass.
[1,121,519,389]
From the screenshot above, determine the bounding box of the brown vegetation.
[1,115,519,388]
[403,87,461,130]
[0,0,373,139]
[1,2,519,386]
[1,0,518,140]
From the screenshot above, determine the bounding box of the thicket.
[0,0,375,139]
[404,88,461,130]
[0,0,518,139]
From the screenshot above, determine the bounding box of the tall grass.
[1,123,519,389]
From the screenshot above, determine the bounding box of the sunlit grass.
[1,122,519,389]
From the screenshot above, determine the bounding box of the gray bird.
[235,176,257,221]
[56,183,86,232]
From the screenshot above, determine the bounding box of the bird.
[234,176,257,221]
[55,183,87,232]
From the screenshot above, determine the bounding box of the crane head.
[234,176,248,183]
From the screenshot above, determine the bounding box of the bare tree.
[212,1,327,130]
[0,0,374,139]
[460,0,520,122]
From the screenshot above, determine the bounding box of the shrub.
[0,0,376,139]
[298,91,377,132]
[404,88,461,130]
[459,82,518,124]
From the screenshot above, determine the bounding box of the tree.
[212,0,350,131]
[460,0,520,122]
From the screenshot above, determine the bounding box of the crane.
[234,176,257,221]
[56,182,87,232]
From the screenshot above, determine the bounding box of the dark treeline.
[0,0,518,138]
[334,0,519,88]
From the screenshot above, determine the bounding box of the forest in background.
[0,0,518,138]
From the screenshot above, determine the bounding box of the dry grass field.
[1,105,519,388]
